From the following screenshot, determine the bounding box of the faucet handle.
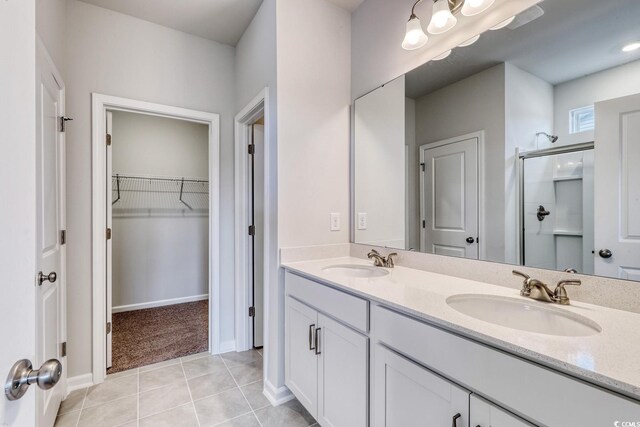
[385,253,398,268]
[512,270,530,281]
[367,249,380,257]
[553,279,581,305]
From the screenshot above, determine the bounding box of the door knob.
[466,237,475,244]
[598,249,613,259]
[5,359,62,401]
[38,271,57,286]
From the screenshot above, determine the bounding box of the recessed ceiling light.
[622,42,640,52]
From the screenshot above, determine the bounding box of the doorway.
[419,134,481,259]
[92,94,220,384]
[106,110,211,373]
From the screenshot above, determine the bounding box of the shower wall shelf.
[111,174,209,213]
[552,176,582,182]
[552,230,583,237]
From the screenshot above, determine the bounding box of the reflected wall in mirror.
[353,0,640,281]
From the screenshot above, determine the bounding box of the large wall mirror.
[353,0,640,281]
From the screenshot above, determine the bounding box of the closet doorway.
[91,95,220,383]
[106,110,210,373]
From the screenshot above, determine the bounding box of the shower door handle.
[598,249,612,259]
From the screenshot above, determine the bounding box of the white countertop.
[282,256,640,400]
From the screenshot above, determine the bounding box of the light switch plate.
[330,213,341,231]
[357,213,367,230]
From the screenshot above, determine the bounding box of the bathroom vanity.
[282,258,640,427]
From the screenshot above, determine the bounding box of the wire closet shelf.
[111,174,209,214]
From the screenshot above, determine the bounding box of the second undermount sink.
[446,294,601,337]
[322,264,389,278]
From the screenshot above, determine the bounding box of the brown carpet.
[107,300,208,374]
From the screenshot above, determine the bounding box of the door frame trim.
[234,88,271,352]
[418,131,485,259]
[91,93,220,384]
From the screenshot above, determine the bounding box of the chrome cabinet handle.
[314,327,321,355]
[5,359,62,401]
[451,413,461,427]
[309,324,315,351]
[38,271,57,286]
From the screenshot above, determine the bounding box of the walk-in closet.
[107,110,210,373]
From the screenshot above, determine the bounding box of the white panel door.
[106,110,113,369]
[317,313,368,427]
[470,395,535,427]
[285,297,319,418]
[36,43,67,426]
[594,93,640,280]
[251,123,265,348]
[420,137,478,258]
[373,344,469,427]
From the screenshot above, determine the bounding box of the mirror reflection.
[353,0,640,281]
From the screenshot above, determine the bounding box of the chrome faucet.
[367,249,397,268]
[512,270,581,305]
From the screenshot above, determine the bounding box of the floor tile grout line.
[180,356,202,427]
[220,353,264,427]
[73,386,89,427]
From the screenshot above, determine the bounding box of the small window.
[569,105,595,134]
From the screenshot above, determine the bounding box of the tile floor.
[55,349,317,427]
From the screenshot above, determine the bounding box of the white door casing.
[594,93,640,281]
[251,123,265,348]
[420,136,479,259]
[35,40,67,426]
[106,111,113,369]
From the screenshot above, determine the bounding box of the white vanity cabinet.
[285,272,369,426]
[373,343,469,427]
[470,395,534,427]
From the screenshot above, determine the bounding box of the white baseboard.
[67,373,93,393]
[263,379,294,406]
[112,294,209,313]
[218,340,236,354]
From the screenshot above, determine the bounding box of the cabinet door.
[470,395,535,427]
[317,313,368,427]
[285,297,319,418]
[373,344,469,427]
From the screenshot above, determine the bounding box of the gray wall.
[64,0,236,377]
[111,112,209,309]
[414,64,506,262]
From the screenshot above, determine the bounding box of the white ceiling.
[406,0,640,98]
[326,0,365,12]
[79,0,263,46]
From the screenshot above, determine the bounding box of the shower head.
[536,132,558,143]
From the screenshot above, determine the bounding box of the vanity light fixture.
[489,15,515,30]
[402,0,429,50]
[461,0,495,16]
[458,34,481,47]
[427,0,458,34]
[432,49,452,60]
[622,41,640,52]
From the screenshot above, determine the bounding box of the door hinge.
[61,342,67,357]
[59,116,73,132]
[60,229,66,245]
[106,322,112,335]
[422,220,426,228]
[248,225,255,236]
[248,143,255,155]
[106,133,112,146]
[106,228,112,240]
[249,306,255,317]
[420,162,425,172]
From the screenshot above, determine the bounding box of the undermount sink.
[322,264,389,278]
[446,294,601,337]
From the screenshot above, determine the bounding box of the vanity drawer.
[285,271,369,333]
[373,305,640,427]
